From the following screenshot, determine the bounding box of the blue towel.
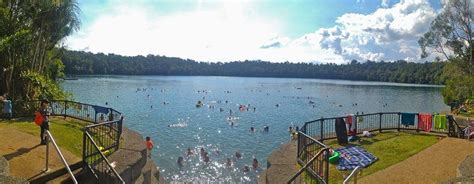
[401,113,416,126]
[93,105,110,115]
[335,146,378,171]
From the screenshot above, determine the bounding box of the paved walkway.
[359,137,474,184]
[258,140,298,184]
[0,127,80,181]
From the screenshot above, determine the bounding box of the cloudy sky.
[66,0,444,63]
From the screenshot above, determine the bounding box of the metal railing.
[288,131,330,184]
[343,166,362,184]
[9,100,124,183]
[84,131,125,184]
[45,130,78,184]
[293,112,459,183]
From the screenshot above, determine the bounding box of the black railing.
[8,100,124,182]
[289,131,330,184]
[84,131,125,184]
[294,112,458,183]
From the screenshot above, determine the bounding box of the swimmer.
[250,127,255,132]
[243,165,250,172]
[289,126,293,133]
[253,107,256,112]
[252,158,259,170]
[235,151,242,159]
[200,147,205,156]
[220,108,224,112]
[203,152,210,163]
[226,158,232,167]
[276,104,279,107]
[187,148,193,156]
[177,156,184,168]
[263,126,269,132]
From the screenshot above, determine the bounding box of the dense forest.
[62,50,445,85]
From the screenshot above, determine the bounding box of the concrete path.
[359,137,474,184]
[0,127,80,181]
[258,140,298,184]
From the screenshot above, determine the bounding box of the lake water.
[61,76,449,183]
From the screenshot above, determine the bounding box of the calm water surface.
[61,76,449,183]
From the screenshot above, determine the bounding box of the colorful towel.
[401,113,416,126]
[418,113,433,132]
[335,146,378,171]
[434,114,447,130]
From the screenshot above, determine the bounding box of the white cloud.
[67,0,441,64]
[311,0,438,62]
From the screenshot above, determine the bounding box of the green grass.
[0,117,88,157]
[299,131,440,183]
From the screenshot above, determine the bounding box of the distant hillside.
[61,50,445,85]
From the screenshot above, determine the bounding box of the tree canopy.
[419,0,473,105]
[0,0,79,100]
[62,50,445,85]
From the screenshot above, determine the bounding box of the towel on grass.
[335,146,378,171]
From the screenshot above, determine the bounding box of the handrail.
[45,130,78,184]
[85,131,125,184]
[343,166,362,184]
[287,147,329,184]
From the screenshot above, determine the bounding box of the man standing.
[39,99,50,145]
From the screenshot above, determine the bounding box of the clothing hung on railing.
[418,113,433,132]
[434,114,447,130]
[93,105,110,115]
[335,118,348,144]
[401,113,416,127]
[346,114,356,136]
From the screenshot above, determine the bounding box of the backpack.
[34,111,43,126]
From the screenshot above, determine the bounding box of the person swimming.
[187,148,193,156]
[203,152,210,163]
[243,165,250,172]
[250,127,255,132]
[252,158,259,170]
[263,126,269,132]
[177,156,184,168]
[226,158,232,167]
[235,151,242,159]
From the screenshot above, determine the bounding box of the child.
[145,136,154,157]
[39,99,50,145]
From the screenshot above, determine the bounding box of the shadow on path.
[3,144,41,160]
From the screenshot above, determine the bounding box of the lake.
[61,76,449,183]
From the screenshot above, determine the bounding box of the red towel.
[418,113,432,132]
[346,115,356,136]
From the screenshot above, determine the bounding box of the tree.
[419,0,473,105]
[0,0,79,100]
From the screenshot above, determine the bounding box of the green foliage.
[0,0,80,101]
[419,0,473,105]
[20,70,72,100]
[62,50,446,85]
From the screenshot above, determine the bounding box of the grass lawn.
[0,117,88,157]
[321,131,440,183]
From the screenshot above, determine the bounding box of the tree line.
[61,50,445,85]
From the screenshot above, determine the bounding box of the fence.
[8,100,124,183]
[293,112,459,183]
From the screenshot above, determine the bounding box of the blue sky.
[67,0,444,63]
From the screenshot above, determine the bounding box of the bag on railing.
[34,111,43,126]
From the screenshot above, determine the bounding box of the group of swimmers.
[176,147,259,172]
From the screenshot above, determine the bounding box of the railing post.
[64,101,68,117]
[45,134,50,172]
[297,130,300,160]
[416,113,420,133]
[379,113,382,133]
[397,113,401,132]
[82,130,87,168]
[116,116,124,151]
[354,115,358,134]
[320,117,324,141]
